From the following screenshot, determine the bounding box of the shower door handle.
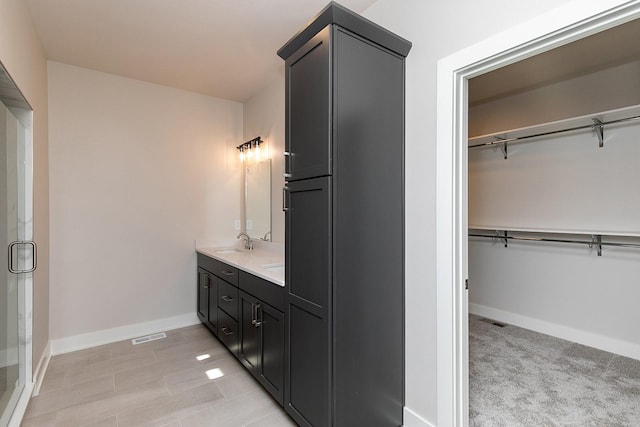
[8,240,37,274]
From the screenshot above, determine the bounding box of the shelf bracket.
[592,118,604,148]
[493,137,508,159]
[495,230,508,247]
[589,234,602,256]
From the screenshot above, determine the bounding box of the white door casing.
[435,1,640,426]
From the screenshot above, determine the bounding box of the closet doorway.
[467,16,640,424]
[435,2,640,426]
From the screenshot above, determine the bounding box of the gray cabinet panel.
[287,304,326,427]
[333,28,405,427]
[287,177,331,309]
[280,3,410,426]
[286,26,331,181]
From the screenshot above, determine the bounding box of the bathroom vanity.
[196,246,285,404]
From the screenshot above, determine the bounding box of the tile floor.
[22,324,296,426]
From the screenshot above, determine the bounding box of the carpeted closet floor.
[469,314,640,426]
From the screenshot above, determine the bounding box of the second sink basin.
[260,263,285,274]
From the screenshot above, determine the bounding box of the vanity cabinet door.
[197,268,209,322]
[197,268,217,336]
[285,26,331,181]
[238,291,260,373]
[257,301,284,405]
[207,276,218,336]
[239,290,285,406]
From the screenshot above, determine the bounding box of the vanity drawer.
[218,309,239,355]
[197,253,220,275]
[218,279,239,320]
[217,263,239,286]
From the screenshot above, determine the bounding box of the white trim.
[50,312,200,356]
[31,341,51,396]
[403,406,436,427]
[436,1,640,426]
[7,380,34,427]
[469,303,640,362]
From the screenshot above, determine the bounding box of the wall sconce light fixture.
[238,137,264,162]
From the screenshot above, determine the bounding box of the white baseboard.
[470,303,640,361]
[50,312,200,356]
[32,341,51,396]
[403,407,436,427]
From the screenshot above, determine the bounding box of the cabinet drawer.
[218,279,239,320]
[218,309,239,355]
[217,263,239,286]
[239,271,285,312]
[197,253,219,275]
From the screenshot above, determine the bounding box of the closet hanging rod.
[468,114,640,149]
[468,231,640,257]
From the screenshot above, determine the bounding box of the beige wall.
[242,76,285,244]
[48,62,243,346]
[0,0,49,372]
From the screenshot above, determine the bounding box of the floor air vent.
[131,332,167,345]
[480,318,507,328]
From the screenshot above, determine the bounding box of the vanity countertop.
[196,244,284,287]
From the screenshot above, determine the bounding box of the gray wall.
[362,0,575,424]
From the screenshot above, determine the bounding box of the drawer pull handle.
[221,270,235,276]
[221,295,234,302]
[221,327,233,336]
[202,274,209,288]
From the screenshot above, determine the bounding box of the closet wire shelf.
[468,113,640,158]
[468,230,640,257]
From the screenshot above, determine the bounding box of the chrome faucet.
[237,232,254,250]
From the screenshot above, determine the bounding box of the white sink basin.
[215,249,240,254]
[260,263,285,274]
[260,263,284,269]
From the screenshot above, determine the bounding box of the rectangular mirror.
[244,159,271,241]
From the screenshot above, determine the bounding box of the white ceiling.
[26,0,378,102]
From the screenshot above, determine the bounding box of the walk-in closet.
[467,17,640,426]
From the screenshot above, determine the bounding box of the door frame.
[435,1,640,425]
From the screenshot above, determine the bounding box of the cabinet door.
[285,26,331,181]
[257,302,284,405]
[197,268,209,323]
[207,276,218,335]
[238,291,259,373]
[285,177,331,427]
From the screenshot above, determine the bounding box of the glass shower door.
[0,100,31,426]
